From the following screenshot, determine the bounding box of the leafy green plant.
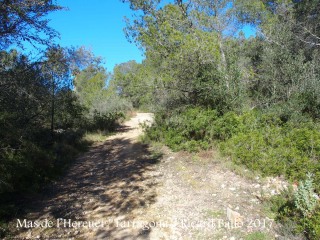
[267,174,320,239]
[294,173,318,218]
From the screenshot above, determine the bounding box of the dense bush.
[220,112,320,191]
[85,111,125,132]
[0,129,88,195]
[146,107,320,192]
[145,107,218,151]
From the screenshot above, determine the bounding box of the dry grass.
[83,131,112,143]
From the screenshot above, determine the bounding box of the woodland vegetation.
[1,0,320,238]
[116,0,320,238]
[0,0,131,236]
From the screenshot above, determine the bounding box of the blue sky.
[47,0,144,72]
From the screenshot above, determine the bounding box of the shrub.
[268,174,320,239]
[0,128,89,195]
[210,111,240,140]
[294,173,318,218]
[148,107,320,191]
[220,110,320,191]
[85,111,125,132]
[145,106,218,151]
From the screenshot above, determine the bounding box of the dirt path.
[9,113,280,239]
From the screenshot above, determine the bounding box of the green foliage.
[210,112,241,141]
[74,66,109,109]
[86,111,125,132]
[0,128,88,195]
[112,60,154,109]
[294,173,318,217]
[122,1,248,113]
[0,49,102,240]
[305,209,320,239]
[145,107,218,151]
[147,106,320,194]
[0,48,105,197]
[74,65,132,131]
[267,175,320,239]
[220,110,320,187]
[0,0,63,49]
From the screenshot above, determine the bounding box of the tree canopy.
[0,0,63,49]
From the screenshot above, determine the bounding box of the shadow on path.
[11,124,162,239]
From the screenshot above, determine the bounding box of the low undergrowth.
[0,128,93,237]
[144,106,320,239]
[265,174,320,239]
[0,111,126,238]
